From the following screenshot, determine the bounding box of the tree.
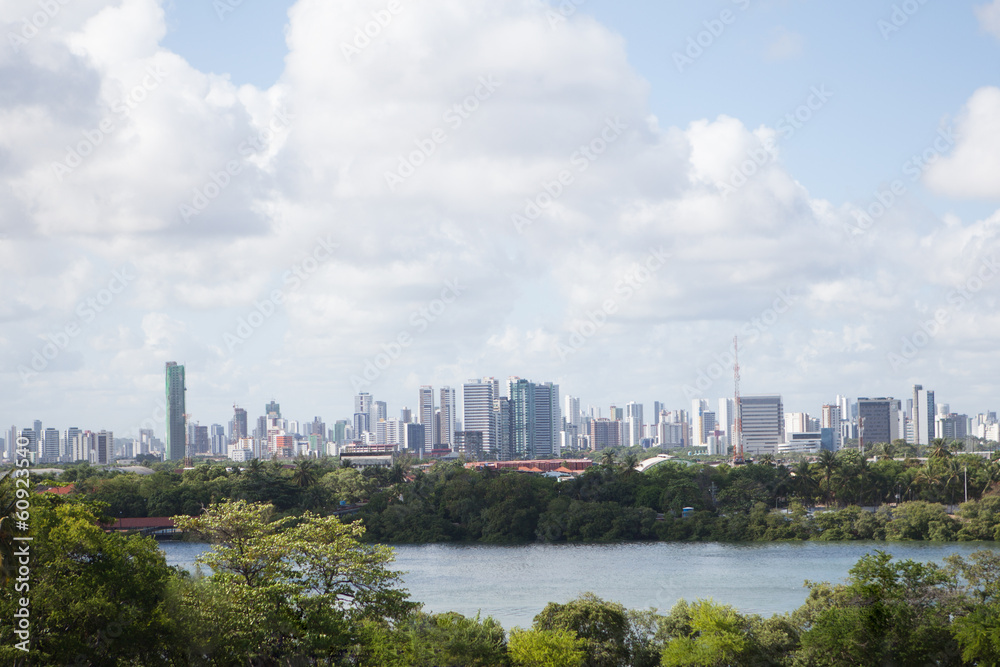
[946,550,1000,665]
[0,495,185,665]
[291,457,320,488]
[173,499,415,662]
[509,628,586,667]
[659,599,747,667]
[816,450,838,506]
[533,593,630,667]
[797,550,962,666]
[395,612,509,666]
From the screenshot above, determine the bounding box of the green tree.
[509,628,586,667]
[659,599,748,667]
[797,550,962,666]
[533,593,630,667]
[946,550,1000,665]
[291,457,320,488]
[173,499,414,663]
[0,495,185,665]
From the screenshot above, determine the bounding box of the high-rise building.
[534,382,560,457]
[165,362,186,461]
[354,392,373,437]
[373,401,387,425]
[400,407,412,423]
[739,395,784,455]
[439,387,456,448]
[912,385,936,446]
[718,398,735,443]
[42,428,59,463]
[96,430,113,465]
[464,379,496,454]
[418,386,435,452]
[233,406,248,441]
[857,397,900,447]
[65,427,82,461]
[625,402,643,448]
[589,418,620,450]
[493,397,513,461]
[266,400,281,418]
[691,400,708,446]
[509,378,535,458]
[821,404,843,450]
[404,422,425,455]
[210,424,227,456]
[785,412,810,434]
[564,395,582,430]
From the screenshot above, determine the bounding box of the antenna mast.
[733,336,744,464]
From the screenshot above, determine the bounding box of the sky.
[2,0,1000,438]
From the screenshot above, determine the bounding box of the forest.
[2,489,1000,665]
[47,440,1000,545]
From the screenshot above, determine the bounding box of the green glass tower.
[165,362,186,461]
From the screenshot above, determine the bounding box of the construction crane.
[732,335,745,465]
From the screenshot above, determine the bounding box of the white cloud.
[924,86,1000,199]
[3,0,1000,431]
[976,0,1000,39]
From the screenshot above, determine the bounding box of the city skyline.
[3,1,1000,435]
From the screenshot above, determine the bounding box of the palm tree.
[930,438,952,459]
[291,458,319,488]
[600,449,617,469]
[791,459,819,506]
[816,450,838,506]
[873,442,894,461]
[620,452,639,478]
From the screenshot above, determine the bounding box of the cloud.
[3,0,1000,431]
[924,86,1000,199]
[975,0,1000,39]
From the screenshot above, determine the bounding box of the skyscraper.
[165,362,186,461]
[912,385,936,446]
[739,395,784,455]
[42,428,59,463]
[625,402,644,447]
[439,387,456,448]
[354,392,373,438]
[233,406,248,441]
[418,386,435,452]
[509,378,535,458]
[821,404,843,450]
[534,382,560,457]
[858,397,900,447]
[96,430,113,465]
[464,379,496,454]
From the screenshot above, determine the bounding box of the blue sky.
[3,0,1000,437]
[161,0,999,218]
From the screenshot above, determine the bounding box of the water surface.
[161,540,997,628]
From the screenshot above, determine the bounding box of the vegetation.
[7,465,1000,665]
[22,444,1000,546]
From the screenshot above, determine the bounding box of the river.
[160,541,997,628]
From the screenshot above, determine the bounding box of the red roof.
[41,483,75,495]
